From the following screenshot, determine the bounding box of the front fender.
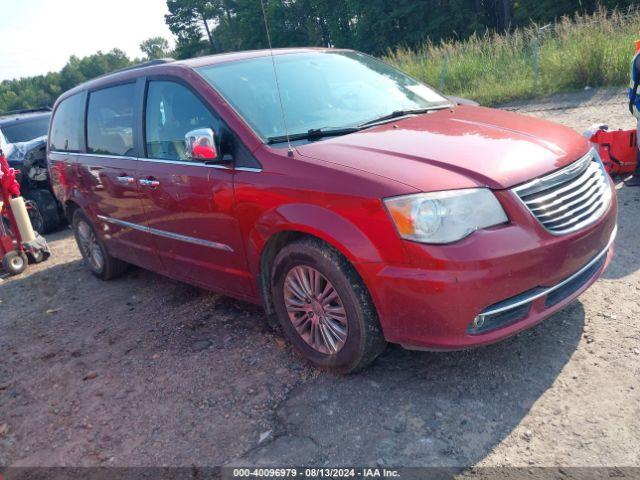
[246,202,409,276]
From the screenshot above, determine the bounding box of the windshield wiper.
[267,126,362,145]
[267,106,451,144]
[358,106,448,128]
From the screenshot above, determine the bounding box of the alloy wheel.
[77,220,104,272]
[283,265,348,354]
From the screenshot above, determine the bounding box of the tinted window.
[145,81,218,161]
[1,116,50,143]
[50,95,84,152]
[87,83,136,156]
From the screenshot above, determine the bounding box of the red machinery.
[0,147,50,275]
[586,125,638,176]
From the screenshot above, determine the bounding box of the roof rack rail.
[111,58,176,75]
[0,107,52,116]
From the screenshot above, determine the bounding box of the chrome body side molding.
[96,215,234,252]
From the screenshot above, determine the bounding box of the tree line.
[0,40,173,113]
[166,0,639,58]
[1,0,638,113]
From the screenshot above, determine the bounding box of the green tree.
[162,0,640,58]
[140,37,172,60]
[166,0,223,53]
[0,49,133,113]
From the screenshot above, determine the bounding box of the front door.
[136,79,252,297]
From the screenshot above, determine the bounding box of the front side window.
[197,51,451,141]
[50,95,84,152]
[145,81,218,161]
[87,83,136,156]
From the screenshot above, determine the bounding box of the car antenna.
[260,0,294,157]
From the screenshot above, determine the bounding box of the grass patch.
[385,9,639,105]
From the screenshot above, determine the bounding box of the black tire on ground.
[271,237,387,374]
[23,189,62,234]
[27,248,45,264]
[23,198,44,234]
[2,251,28,275]
[71,210,128,280]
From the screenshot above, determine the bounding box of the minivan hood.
[296,106,590,191]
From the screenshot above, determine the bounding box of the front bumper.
[359,190,617,350]
[467,225,615,335]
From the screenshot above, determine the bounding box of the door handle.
[139,178,160,188]
[116,175,135,184]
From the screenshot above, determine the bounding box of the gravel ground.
[0,88,639,469]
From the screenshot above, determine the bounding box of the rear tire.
[271,237,386,374]
[72,210,128,280]
[2,251,28,275]
[24,190,62,234]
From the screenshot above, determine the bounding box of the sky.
[0,0,174,81]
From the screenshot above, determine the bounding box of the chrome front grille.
[514,150,612,235]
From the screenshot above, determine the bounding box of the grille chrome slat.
[514,150,612,235]
[521,163,600,205]
[529,171,602,212]
[545,199,604,230]
[539,189,603,226]
[533,178,604,219]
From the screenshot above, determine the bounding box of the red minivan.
[48,48,617,372]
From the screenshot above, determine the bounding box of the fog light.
[467,303,532,335]
[471,316,485,329]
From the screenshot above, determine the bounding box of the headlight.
[384,188,508,244]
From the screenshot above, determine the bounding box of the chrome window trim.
[478,225,616,319]
[137,156,229,168]
[49,151,137,161]
[96,215,234,252]
[49,151,262,172]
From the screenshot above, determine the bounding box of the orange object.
[635,39,640,53]
[589,127,638,176]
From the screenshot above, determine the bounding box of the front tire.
[72,210,128,280]
[271,238,386,373]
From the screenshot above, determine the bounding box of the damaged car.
[1,108,64,233]
[49,49,617,372]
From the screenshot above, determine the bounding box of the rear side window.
[50,94,84,152]
[145,81,219,161]
[87,83,136,156]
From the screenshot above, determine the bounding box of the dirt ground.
[1,88,639,469]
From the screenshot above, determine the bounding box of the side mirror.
[185,128,218,161]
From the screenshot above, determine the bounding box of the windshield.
[0,116,50,143]
[197,51,450,141]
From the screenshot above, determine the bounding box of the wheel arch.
[252,204,385,324]
[251,203,384,265]
[64,199,82,223]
